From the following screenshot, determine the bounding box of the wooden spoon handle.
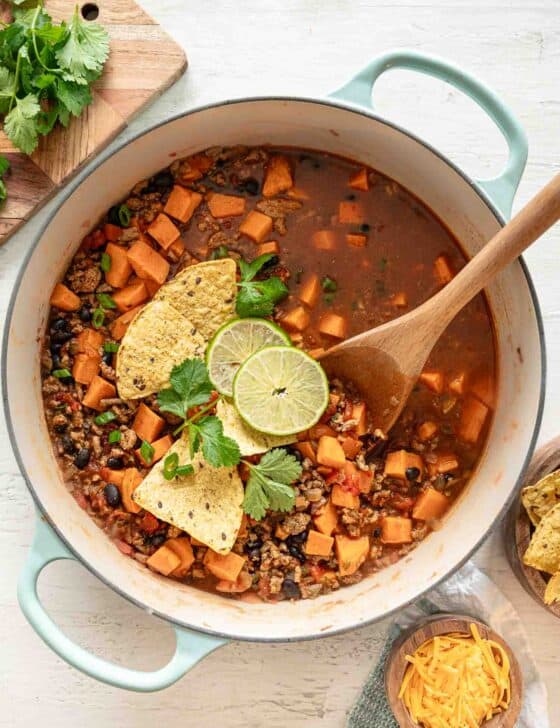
[433,173,560,329]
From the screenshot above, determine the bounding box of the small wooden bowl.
[385,614,523,727]
[504,435,560,619]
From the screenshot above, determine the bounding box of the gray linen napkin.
[347,562,549,728]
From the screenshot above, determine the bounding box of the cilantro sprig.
[157,358,241,469]
[0,155,9,204]
[236,254,289,318]
[242,449,303,520]
[0,2,109,183]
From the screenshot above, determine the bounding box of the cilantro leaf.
[3,93,40,154]
[242,449,302,520]
[55,7,109,84]
[56,78,93,116]
[0,156,9,177]
[0,180,7,204]
[236,255,289,318]
[236,282,275,318]
[238,253,276,282]
[191,416,241,468]
[170,358,214,406]
[156,388,187,419]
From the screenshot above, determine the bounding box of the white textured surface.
[1,1,559,725]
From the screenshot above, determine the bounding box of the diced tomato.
[139,512,160,534]
[310,564,327,583]
[325,469,342,486]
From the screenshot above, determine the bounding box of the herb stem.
[173,395,223,436]
[8,46,25,113]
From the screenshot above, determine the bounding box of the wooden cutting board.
[0,0,187,244]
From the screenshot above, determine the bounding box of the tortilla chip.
[544,572,560,605]
[523,502,560,575]
[154,258,237,342]
[217,399,296,456]
[132,435,243,554]
[116,300,205,399]
[521,470,560,526]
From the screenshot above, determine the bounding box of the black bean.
[346,193,356,201]
[79,306,92,323]
[107,455,124,470]
[62,435,76,455]
[153,171,174,190]
[243,538,263,553]
[51,318,69,332]
[282,578,301,599]
[59,375,74,385]
[107,205,122,226]
[51,355,62,370]
[288,545,306,563]
[287,532,307,546]
[53,421,67,434]
[102,351,113,366]
[74,448,91,469]
[51,330,73,345]
[103,483,121,508]
[50,341,63,355]
[247,547,261,563]
[360,223,370,233]
[291,448,303,463]
[147,533,167,548]
[405,467,420,482]
[373,527,381,539]
[241,177,259,196]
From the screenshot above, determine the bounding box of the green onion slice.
[103,342,120,353]
[96,292,117,309]
[94,411,116,425]
[118,204,131,227]
[163,452,179,480]
[140,440,155,465]
[100,252,111,273]
[52,368,72,379]
[108,430,122,444]
[92,308,105,329]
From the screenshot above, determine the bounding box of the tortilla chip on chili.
[154,258,237,342]
[523,502,560,575]
[521,469,560,526]
[132,435,243,554]
[216,399,296,456]
[544,571,560,605]
[116,300,205,399]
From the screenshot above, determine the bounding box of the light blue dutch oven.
[3,50,545,691]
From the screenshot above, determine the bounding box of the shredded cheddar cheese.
[398,623,511,728]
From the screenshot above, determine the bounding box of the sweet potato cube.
[381,516,412,544]
[72,353,101,385]
[419,370,444,394]
[434,254,455,285]
[257,240,280,256]
[317,436,346,469]
[346,233,367,248]
[435,453,459,473]
[167,238,185,263]
[136,434,173,466]
[391,292,408,308]
[133,403,165,443]
[448,372,467,395]
[105,243,133,289]
[298,273,321,308]
[413,488,450,521]
[239,210,273,243]
[312,230,337,251]
[335,535,369,576]
[318,312,348,339]
[348,168,369,191]
[127,240,170,285]
[458,395,489,443]
[179,153,213,182]
[120,468,142,514]
[308,347,325,359]
[341,437,362,459]
[352,402,367,436]
[338,200,364,224]
[100,467,125,486]
[77,328,104,356]
[164,185,202,223]
[384,450,423,480]
[166,537,195,578]
[146,213,181,251]
[147,545,181,576]
[104,223,122,242]
[417,420,438,441]
[314,498,338,536]
[207,192,246,218]
[109,305,143,340]
[112,279,148,312]
[82,375,116,411]
[262,155,293,198]
[204,550,245,582]
[295,441,317,463]
[50,283,80,311]
[305,530,334,557]
[331,484,360,509]
[281,306,310,332]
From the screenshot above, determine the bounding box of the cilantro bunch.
[0,1,109,157]
[236,253,289,317]
[157,357,303,520]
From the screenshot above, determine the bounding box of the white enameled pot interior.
[5,99,542,641]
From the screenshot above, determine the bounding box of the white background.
[1,1,559,725]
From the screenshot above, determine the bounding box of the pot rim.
[2,94,546,643]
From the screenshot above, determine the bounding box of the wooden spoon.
[319,174,560,432]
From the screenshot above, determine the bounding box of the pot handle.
[330,49,528,219]
[18,517,227,692]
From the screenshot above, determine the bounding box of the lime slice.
[233,345,329,436]
[206,318,291,396]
